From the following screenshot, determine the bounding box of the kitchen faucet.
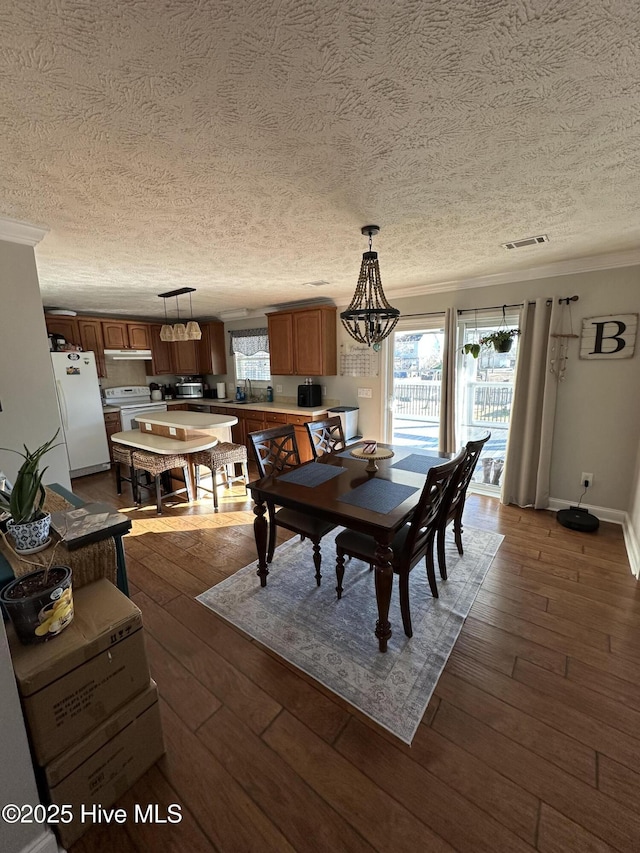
[244,378,252,400]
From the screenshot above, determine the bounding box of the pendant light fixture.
[158,287,202,341]
[340,226,400,351]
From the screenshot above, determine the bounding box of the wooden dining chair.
[305,416,346,459]
[248,424,335,585]
[436,432,491,579]
[335,449,466,638]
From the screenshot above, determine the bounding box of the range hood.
[104,349,153,361]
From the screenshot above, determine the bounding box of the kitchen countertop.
[103,398,330,417]
[164,398,329,417]
[133,411,237,429]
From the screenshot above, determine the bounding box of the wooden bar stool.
[192,443,249,511]
[111,443,137,500]
[131,450,193,514]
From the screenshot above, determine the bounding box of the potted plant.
[0,430,74,644]
[479,328,520,354]
[0,538,73,644]
[0,431,60,554]
[461,342,481,358]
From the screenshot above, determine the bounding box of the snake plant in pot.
[0,431,61,553]
[0,430,74,644]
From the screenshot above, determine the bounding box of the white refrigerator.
[51,351,111,477]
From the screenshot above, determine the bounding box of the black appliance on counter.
[298,383,322,407]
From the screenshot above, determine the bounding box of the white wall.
[0,238,70,489]
[0,618,59,853]
[626,440,640,577]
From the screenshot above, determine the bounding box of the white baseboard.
[16,829,63,853]
[469,488,638,578]
[547,498,626,526]
[623,514,640,579]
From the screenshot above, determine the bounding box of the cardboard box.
[45,681,164,848]
[8,578,150,765]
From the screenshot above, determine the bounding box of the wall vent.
[502,234,549,250]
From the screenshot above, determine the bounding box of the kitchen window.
[229,328,271,381]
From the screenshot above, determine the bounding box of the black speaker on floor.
[557,507,599,532]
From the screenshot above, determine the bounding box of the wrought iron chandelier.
[340,226,400,351]
[158,287,202,341]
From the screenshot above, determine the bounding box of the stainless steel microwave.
[175,381,203,398]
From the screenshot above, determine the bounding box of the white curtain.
[501,298,559,508]
[439,308,457,453]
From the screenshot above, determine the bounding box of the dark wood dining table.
[248,444,452,652]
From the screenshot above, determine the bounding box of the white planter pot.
[7,512,52,554]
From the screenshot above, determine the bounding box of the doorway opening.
[388,323,445,450]
[457,310,520,491]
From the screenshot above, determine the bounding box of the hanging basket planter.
[478,328,520,354]
[493,338,513,353]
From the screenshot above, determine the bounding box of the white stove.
[104,386,168,430]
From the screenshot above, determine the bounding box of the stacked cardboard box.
[8,578,164,847]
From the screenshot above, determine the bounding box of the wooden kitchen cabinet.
[103,411,122,462]
[172,339,199,374]
[230,409,245,446]
[102,321,128,349]
[243,411,266,439]
[267,312,295,374]
[77,317,106,377]
[147,324,173,375]
[128,323,151,349]
[198,321,226,375]
[231,406,321,461]
[102,320,151,350]
[45,315,79,347]
[267,306,337,376]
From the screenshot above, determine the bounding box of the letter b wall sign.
[580,314,637,360]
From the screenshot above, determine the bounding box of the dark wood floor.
[68,468,640,852]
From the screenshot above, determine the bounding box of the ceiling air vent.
[502,235,549,250]
[303,280,330,287]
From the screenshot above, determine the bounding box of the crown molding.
[0,215,49,246]
[388,248,640,301]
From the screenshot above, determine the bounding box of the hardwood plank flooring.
[66,471,640,852]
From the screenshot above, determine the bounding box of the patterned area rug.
[197,526,503,744]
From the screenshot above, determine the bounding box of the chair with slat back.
[335,449,466,638]
[436,432,491,579]
[248,425,335,585]
[305,416,346,459]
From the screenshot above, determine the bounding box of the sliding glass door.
[457,309,520,490]
[387,318,445,449]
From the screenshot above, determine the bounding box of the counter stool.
[132,450,192,514]
[111,444,137,501]
[192,443,249,511]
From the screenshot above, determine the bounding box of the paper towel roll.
[216,382,227,399]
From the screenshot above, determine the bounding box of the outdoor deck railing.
[394,381,514,426]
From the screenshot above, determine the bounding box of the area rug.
[197,526,503,744]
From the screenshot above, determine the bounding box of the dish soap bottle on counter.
[266,385,274,402]
[236,386,243,401]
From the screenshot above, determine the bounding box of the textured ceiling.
[1,0,640,320]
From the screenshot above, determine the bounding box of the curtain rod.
[457,303,523,315]
[458,295,579,315]
[398,310,446,319]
